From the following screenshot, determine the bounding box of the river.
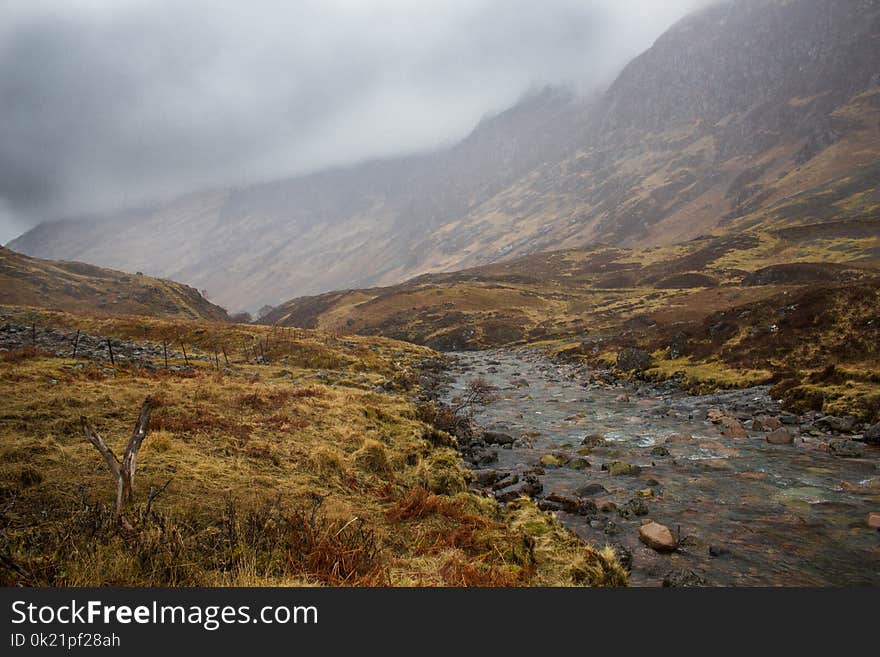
[441,349,880,586]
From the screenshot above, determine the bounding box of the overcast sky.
[0,0,712,244]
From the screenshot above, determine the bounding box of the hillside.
[262,224,880,421]
[10,0,880,313]
[0,246,229,321]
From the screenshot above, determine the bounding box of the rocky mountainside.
[0,246,229,320]
[10,0,880,313]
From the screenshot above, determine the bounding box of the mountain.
[9,0,880,313]
[0,246,229,320]
[9,88,587,313]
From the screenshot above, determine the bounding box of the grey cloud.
[0,0,712,243]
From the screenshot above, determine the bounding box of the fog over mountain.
[0,0,712,243]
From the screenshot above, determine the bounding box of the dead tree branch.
[81,396,154,521]
[143,478,173,520]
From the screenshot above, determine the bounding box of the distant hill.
[10,0,880,313]
[258,221,880,350]
[0,246,229,320]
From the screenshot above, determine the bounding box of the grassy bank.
[0,307,625,587]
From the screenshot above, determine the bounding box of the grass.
[0,307,625,587]
[644,357,774,394]
[0,247,228,321]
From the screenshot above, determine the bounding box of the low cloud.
[0,0,711,243]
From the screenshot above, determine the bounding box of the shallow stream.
[442,349,880,586]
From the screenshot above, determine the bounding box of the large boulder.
[616,348,652,372]
[639,521,677,551]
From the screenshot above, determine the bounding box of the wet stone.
[766,427,795,445]
[829,439,865,458]
[639,521,677,551]
[604,461,641,476]
[575,483,608,497]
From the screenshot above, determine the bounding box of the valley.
[2,0,879,589]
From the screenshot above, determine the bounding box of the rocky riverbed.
[442,349,880,586]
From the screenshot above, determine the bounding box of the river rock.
[540,454,569,468]
[862,423,880,445]
[575,483,608,497]
[468,448,498,466]
[494,476,542,502]
[766,427,794,445]
[779,412,801,425]
[604,461,641,476]
[473,469,499,486]
[664,432,695,444]
[619,497,650,518]
[610,543,633,571]
[751,415,782,431]
[582,433,606,447]
[544,494,598,516]
[568,457,592,470]
[616,348,651,372]
[490,473,519,491]
[813,415,858,434]
[721,418,749,439]
[829,439,865,458]
[663,569,708,587]
[639,521,677,551]
[483,431,515,446]
[868,512,880,529]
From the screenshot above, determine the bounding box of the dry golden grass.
[0,309,624,587]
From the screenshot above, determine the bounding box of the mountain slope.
[0,246,229,320]
[10,88,586,312]
[10,0,880,312]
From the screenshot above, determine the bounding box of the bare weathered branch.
[81,417,120,481]
[120,397,153,504]
[81,396,153,521]
[143,477,172,520]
